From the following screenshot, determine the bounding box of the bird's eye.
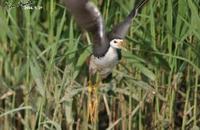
[114,40,117,44]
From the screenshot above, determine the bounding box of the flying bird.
[64,0,149,84]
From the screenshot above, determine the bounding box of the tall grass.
[0,0,200,130]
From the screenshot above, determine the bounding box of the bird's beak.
[119,40,127,51]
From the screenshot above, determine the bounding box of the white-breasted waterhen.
[64,0,149,84]
[64,0,149,128]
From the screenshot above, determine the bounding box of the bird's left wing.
[108,0,149,39]
[64,0,110,57]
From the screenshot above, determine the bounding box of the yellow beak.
[119,40,127,51]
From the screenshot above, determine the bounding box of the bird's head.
[110,39,126,50]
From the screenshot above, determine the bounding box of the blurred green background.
[0,0,200,130]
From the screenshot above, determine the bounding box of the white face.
[110,39,125,49]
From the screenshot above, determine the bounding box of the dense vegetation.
[0,0,199,130]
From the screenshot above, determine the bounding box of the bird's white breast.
[89,47,119,78]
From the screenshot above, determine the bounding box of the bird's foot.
[87,80,99,123]
[88,95,98,123]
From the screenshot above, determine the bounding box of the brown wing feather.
[109,0,149,39]
[64,0,110,57]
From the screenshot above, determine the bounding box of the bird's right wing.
[109,0,149,39]
[64,0,110,57]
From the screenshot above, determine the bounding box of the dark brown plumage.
[64,0,109,57]
[64,0,149,57]
[64,0,149,83]
[109,0,149,39]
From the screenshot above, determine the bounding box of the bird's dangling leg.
[87,73,100,123]
[87,84,98,123]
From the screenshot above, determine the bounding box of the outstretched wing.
[64,0,110,57]
[109,0,149,39]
